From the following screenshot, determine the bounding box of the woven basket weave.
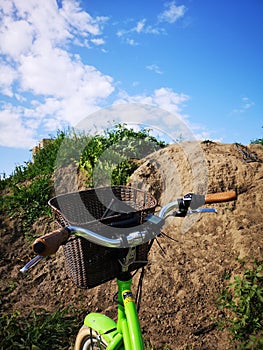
[48,186,157,289]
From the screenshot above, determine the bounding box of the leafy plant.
[251,126,263,146]
[1,175,52,237]
[218,260,263,349]
[0,307,80,350]
[79,123,166,187]
[201,139,214,145]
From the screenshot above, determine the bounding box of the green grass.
[0,307,80,350]
[218,259,263,349]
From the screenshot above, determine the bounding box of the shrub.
[0,308,79,350]
[218,260,263,349]
[79,123,166,186]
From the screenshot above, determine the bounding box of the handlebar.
[24,190,237,272]
[33,228,70,256]
[158,190,237,218]
[205,191,237,204]
[32,215,164,255]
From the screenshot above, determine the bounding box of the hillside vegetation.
[0,126,263,349]
[0,125,165,239]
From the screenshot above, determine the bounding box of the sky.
[0,0,262,177]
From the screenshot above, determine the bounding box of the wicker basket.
[48,186,157,289]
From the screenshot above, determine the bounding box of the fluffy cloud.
[158,1,186,24]
[0,106,36,147]
[115,87,189,118]
[0,0,191,150]
[0,0,114,147]
[0,62,18,97]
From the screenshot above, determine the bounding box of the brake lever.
[172,207,217,217]
[20,255,44,273]
[187,208,217,214]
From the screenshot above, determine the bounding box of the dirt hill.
[1,141,263,349]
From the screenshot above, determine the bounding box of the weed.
[201,140,214,145]
[78,123,166,187]
[0,307,80,350]
[218,260,263,349]
[1,175,52,238]
[251,126,263,145]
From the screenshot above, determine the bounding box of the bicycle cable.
[135,266,145,313]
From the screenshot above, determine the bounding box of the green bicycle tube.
[117,279,144,350]
[120,318,132,350]
[124,297,144,350]
[117,279,131,333]
[105,333,124,350]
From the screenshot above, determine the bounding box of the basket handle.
[32,228,69,256]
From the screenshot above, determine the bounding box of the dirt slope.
[1,142,262,349]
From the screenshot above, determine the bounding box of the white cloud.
[18,42,113,100]
[91,38,105,45]
[59,0,108,37]
[76,101,196,146]
[75,87,192,139]
[241,97,254,110]
[115,87,190,122]
[0,0,191,151]
[0,62,18,97]
[153,87,189,116]
[135,19,146,33]
[146,64,163,75]
[232,97,255,114]
[1,0,14,14]
[116,18,164,42]
[158,1,186,24]
[0,19,34,58]
[126,38,139,46]
[115,1,185,45]
[0,105,36,148]
[0,0,114,148]
[0,0,112,95]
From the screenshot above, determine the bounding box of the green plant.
[218,260,263,349]
[251,126,263,146]
[201,139,214,145]
[1,175,52,236]
[0,307,80,350]
[79,123,166,187]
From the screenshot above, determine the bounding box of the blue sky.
[0,0,262,176]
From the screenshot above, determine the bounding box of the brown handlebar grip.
[32,228,69,256]
[205,190,237,204]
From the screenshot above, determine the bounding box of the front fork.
[84,277,144,350]
[117,278,144,350]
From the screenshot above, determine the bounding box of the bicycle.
[21,186,237,349]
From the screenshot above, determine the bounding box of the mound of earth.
[1,141,262,349]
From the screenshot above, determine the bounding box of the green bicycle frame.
[84,277,144,350]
